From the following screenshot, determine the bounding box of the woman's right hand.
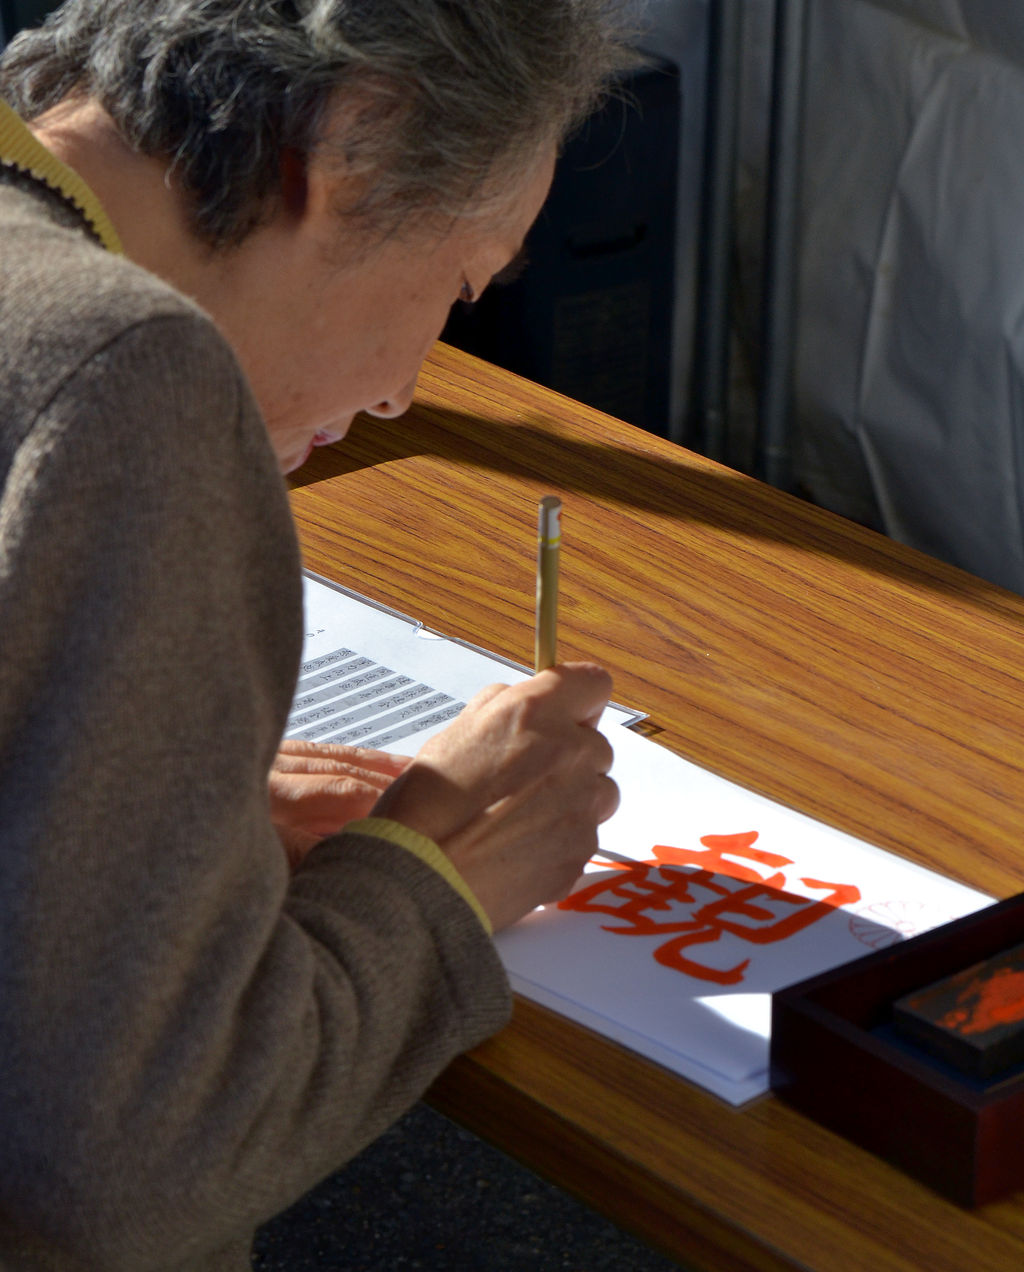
[370,662,619,932]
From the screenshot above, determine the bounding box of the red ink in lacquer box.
[941,967,1024,1034]
[559,832,860,985]
[892,942,1024,1078]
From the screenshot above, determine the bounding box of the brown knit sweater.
[0,172,510,1270]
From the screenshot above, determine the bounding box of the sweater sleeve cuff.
[343,817,493,936]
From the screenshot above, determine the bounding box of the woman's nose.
[364,376,418,419]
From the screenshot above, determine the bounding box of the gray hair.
[0,0,641,247]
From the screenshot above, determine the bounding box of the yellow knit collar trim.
[0,98,123,254]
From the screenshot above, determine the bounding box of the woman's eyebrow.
[491,246,530,287]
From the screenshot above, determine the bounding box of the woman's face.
[241,152,556,474]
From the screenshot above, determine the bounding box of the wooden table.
[289,342,1024,1272]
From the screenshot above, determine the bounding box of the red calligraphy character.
[560,831,861,986]
[559,833,782,949]
[560,858,703,937]
[650,875,860,982]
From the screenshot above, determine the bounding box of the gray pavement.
[253,1102,688,1271]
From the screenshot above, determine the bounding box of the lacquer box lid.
[770,892,1024,1207]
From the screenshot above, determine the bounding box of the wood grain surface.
[290,342,1024,1271]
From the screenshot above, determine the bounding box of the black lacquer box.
[770,892,1024,1207]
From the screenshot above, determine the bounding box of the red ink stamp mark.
[848,900,955,950]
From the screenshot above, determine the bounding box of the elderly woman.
[0,1,635,1267]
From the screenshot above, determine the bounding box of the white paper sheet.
[288,572,641,751]
[497,723,992,1103]
[293,572,994,1106]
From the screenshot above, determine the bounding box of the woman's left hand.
[270,739,412,869]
